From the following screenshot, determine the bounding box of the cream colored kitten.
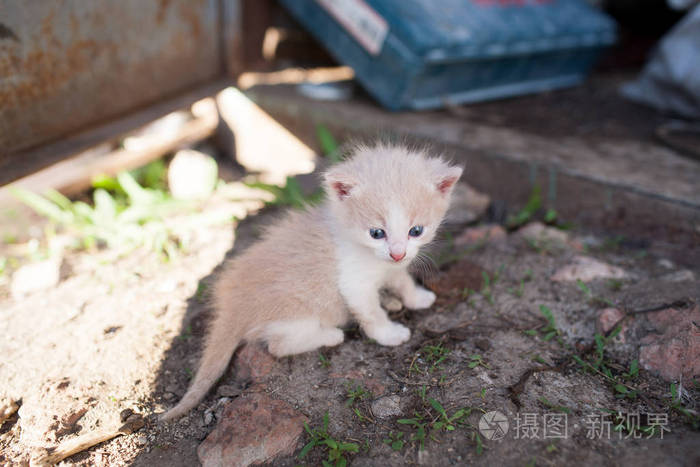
[161,144,462,421]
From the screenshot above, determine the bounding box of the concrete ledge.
[244,83,700,265]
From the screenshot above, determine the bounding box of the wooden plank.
[0,98,219,202]
[0,79,233,186]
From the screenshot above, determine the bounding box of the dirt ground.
[1,167,698,466]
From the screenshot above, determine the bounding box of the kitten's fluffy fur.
[161,144,462,420]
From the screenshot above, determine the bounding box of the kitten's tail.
[159,326,242,422]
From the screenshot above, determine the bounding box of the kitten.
[161,143,463,421]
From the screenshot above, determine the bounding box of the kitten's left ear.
[435,166,463,196]
[323,166,357,201]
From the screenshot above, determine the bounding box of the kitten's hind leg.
[264,318,344,357]
[386,269,436,310]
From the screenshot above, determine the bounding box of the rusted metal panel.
[0,0,223,161]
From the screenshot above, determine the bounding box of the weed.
[414,343,450,374]
[397,397,480,453]
[178,325,192,341]
[576,279,614,307]
[429,398,471,432]
[417,385,428,402]
[299,412,359,467]
[480,388,487,400]
[10,165,224,260]
[572,327,640,401]
[396,413,428,450]
[669,382,699,428]
[507,185,542,229]
[195,282,208,302]
[316,125,342,164]
[623,359,639,380]
[351,407,373,423]
[468,354,490,369]
[508,278,525,298]
[538,305,560,342]
[480,271,495,305]
[345,382,371,407]
[538,397,570,414]
[319,353,331,369]
[544,208,557,224]
[245,175,323,209]
[531,354,547,365]
[473,431,484,455]
[383,431,405,451]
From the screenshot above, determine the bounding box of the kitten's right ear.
[324,168,356,201]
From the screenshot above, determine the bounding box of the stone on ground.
[444,183,491,225]
[638,305,700,381]
[11,257,62,299]
[168,149,219,200]
[551,255,627,282]
[454,224,506,246]
[517,221,569,245]
[197,392,307,467]
[371,395,402,419]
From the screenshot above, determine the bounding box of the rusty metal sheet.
[0,0,223,161]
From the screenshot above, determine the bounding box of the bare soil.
[1,183,698,466]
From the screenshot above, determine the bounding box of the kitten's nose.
[390,251,406,262]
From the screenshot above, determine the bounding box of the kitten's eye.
[369,228,386,239]
[409,225,424,237]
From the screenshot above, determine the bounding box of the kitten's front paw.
[368,322,411,346]
[404,287,436,310]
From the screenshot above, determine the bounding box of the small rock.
[597,308,626,335]
[380,290,403,312]
[551,255,627,282]
[122,414,145,433]
[233,343,277,383]
[11,257,62,299]
[168,149,219,200]
[0,398,19,425]
[639,305,700,381]
[518,222,569,245]
[371,395,402,419]
[454,224,506,246]
[657,259,674,269]
[216,385,243,398]
[474,338,491,351]
[661,270,696,283]
[203,410,214,426]
[197,392,307,467]
[120,409,134,423]
[163,392,176,401]
[444,183,491,225]
[135,434,148,446]
[214,397,231,421]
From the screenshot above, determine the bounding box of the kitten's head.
[323,144,463,264]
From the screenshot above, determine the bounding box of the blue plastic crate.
[279,0,616,110]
